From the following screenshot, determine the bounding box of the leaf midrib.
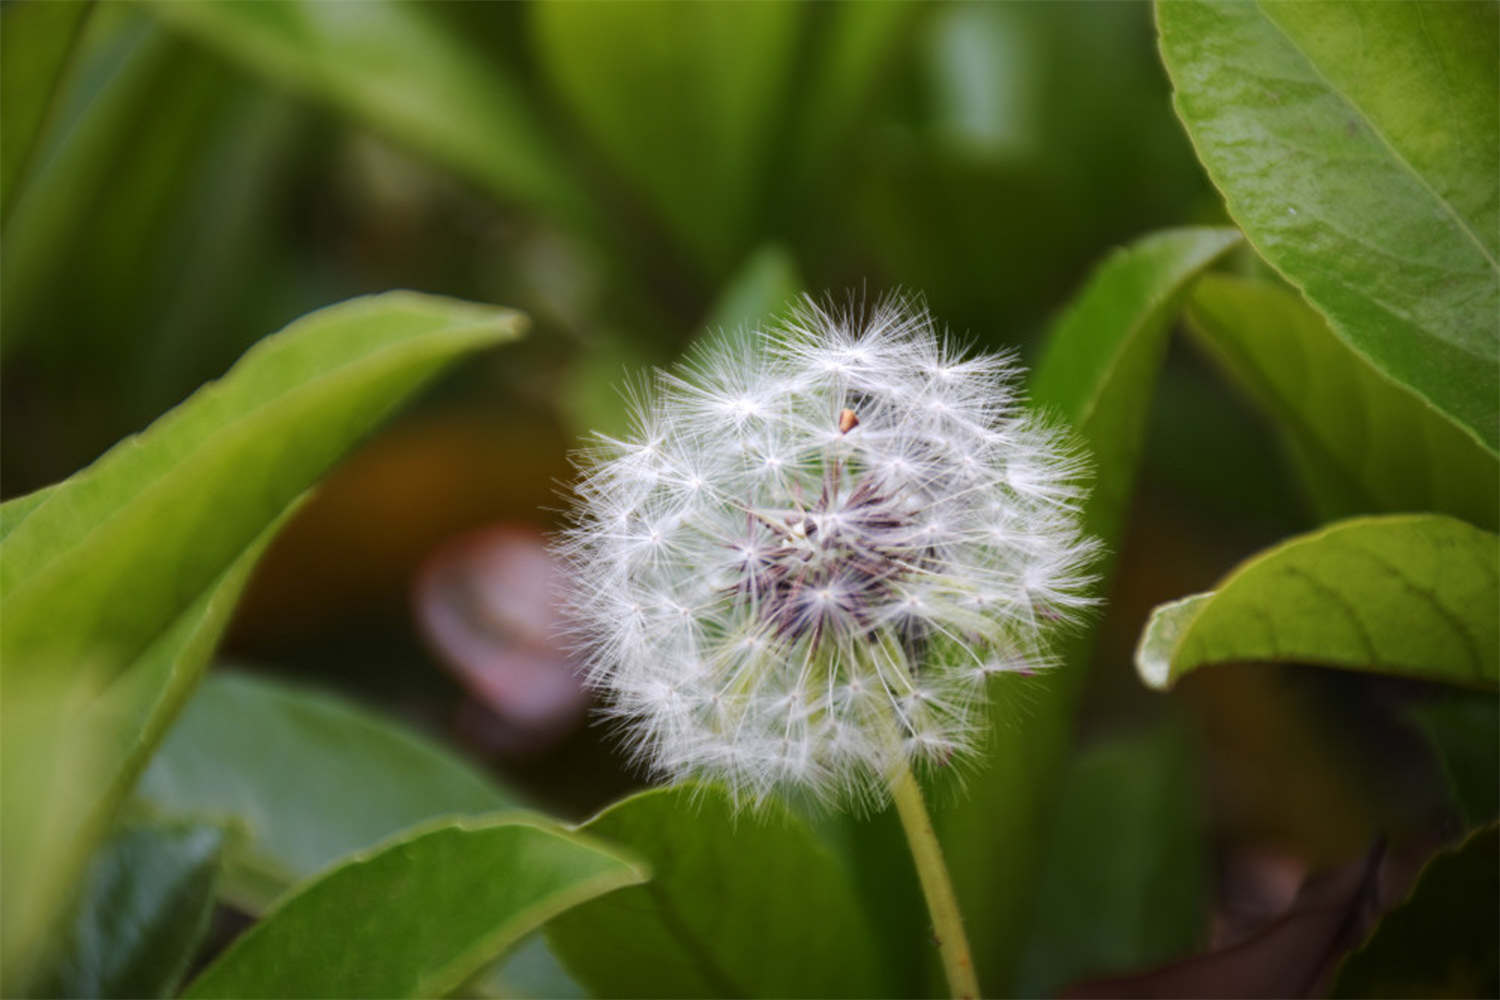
[1256,0,1500,275]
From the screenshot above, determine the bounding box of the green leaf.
[1016,722,1208,997]
[559,244,803,442]
[41,822,223,999]
[936,226,1240,991]
[1406,694,1500,830]
[779,2,919,197]
[1030,227,1243,544]
[144,0,590,229]
[702,245,803,335]
[1157,0,1500,453]
[1185,274,1499,530]
[531,2,801,273]
[2,512,291,995]
[0,291,524,990]
[183,818,646,999]
[135,669,521,913]
[3,13,185,352]
[1334,825,1499,998]
[1136,515,1499,692]
[466,934,586,1000]
[546,785,887,998]
[0,0,92,221]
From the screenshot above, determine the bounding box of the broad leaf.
[1185,274,1498,530]
[1334,826,1499,998]
[184,818,645,999]
[41,823,223,999]
[1157,0,1500,453]
[1015,722,1208,996]
[0,0,92,221]
[135,669,520,913]
[1137,515,1498,691]
[936,226,1240,991]
[531,2,801,273]
[145,0,590,229]
[0,291,524,989]
[546,785,887,998]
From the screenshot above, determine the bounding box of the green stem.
[890,760,981,1000]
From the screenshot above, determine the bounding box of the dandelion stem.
[889,761,981,1000]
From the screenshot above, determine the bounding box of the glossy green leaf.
[1016,722,1208,996]
[1334,825,1499,998]
[1185,274,1499,530]
[0,0,92,220]
[145,0,590,229]
[135,670,520,913]
[184,818,645,999]
[546,785,886,998]
[0,291,524,988]
[1158,0,1500,453]
[41,823,223,999]
[1137,515,1499,691]
[937,226,1240,991]
[532,2,801,273]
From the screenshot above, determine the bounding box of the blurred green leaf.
[702,245,803,335]
[559,244,804,441]
[0,483,60,541]
[781,2,917,194]
[1,514,289,995]
[1030,227,1243,543]
[532,1,800,274]
[0,292,524,990]
[1158,0,1499,453]
[546,785,887,998]
[0,0,92,221]
[937,226,1240,992]
[466,934,586,1000]
[41,822,223,999]
[1406,694,1500,829]
[145,0,591,229]
[1186,274,1499,530]
[1334,826,1499,998]
[1136,515,1499,691]
[1016,722,1208,996]
[135,670,521,913]
[4,14,185,352]
[184,818,645,999]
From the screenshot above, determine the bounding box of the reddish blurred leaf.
[415,526,587,752]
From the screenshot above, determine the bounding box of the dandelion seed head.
[557,293,1097,807]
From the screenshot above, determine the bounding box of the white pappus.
[556,294,1099,808]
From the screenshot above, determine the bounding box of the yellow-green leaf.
[1137,515,1498,691]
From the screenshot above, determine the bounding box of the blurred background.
[5,0,1388,938]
